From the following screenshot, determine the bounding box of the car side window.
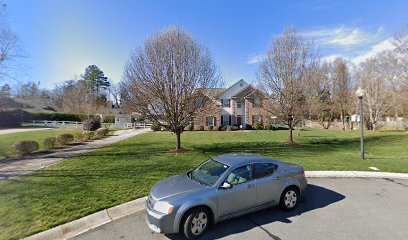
[225,164,252,185]
[253,163,278,179]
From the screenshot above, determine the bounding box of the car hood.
[150,173,204,201]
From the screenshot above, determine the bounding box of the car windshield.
[191,159,229,186]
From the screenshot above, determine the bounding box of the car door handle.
[275,176,280,180]
[246,184,255,188]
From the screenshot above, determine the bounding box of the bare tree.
[109,83,121,108]
[258,27,318,143]
[377,52,405,118]
[356,58,390,131]
[331,58,351,131]
[121,26,222,150]
[0,3,24,83]
[313,62,335,129]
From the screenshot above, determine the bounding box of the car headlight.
[153,201,174,214]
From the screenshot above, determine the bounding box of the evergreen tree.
[0,84,11,97]
[82,65,110,96]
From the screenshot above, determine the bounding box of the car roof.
[212,153,279,167]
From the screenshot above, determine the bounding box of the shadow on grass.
[165,184,345,240]
[194,134,405,159]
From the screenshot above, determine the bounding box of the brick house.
[193,79,270,129]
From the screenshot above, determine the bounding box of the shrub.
[208,126,214,131]
[245,124,253,130]
[43,137,57,149]
[102,115,115,123]
[265,124,274,130]
[82,131,94,141]
[197,125,205,131]
[12,141,39,155]
[151,123,161,131]
[95,128,109,138]
[74,132,85,142]
[0,109,32,128]
[254,122,264,130]
[56,133,74,145]
[186,125,194,131]
[227,126,239,131]
[31,112,92,122]
[216,126,223,131]
[83,119,101,131]
[222,126,228,131]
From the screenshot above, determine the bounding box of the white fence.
[124,122,152,129]
[31,120,83,128]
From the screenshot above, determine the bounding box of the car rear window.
[253,163,278,179]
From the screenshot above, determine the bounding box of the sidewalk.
[0,128,149,182]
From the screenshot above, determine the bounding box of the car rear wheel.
[279,187,299,211]
[183,207,210,240]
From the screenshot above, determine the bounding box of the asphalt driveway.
[73,178,408,240]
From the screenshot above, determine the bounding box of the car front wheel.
[183,207,210,240]
[279,187,299,210]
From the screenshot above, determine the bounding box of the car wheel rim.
[191,212,208,236]
[284,190,297,208]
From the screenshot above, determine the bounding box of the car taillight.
[302,169,305,177]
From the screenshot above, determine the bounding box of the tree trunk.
[372,122,376,131]
[176,131,181,150]
[288,127,294,143]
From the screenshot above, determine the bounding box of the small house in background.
[193,79,271,129]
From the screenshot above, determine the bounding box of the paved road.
[0,129,149,182]
[0,127,51,135]
[73,178,408,240]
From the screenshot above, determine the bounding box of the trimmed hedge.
[151,123,161,131]
[56,133,74,145]
[12,141,39,155]
[103,115,115,123]
[31,112,92,122]
[95,128,109,138]
[0,109,32,128]
[43,137,57,149]
[82,131,95,141]
[254,122,264,130]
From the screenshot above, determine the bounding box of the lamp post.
[355,87,365,159]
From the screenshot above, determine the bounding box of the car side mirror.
[220,181,232,189]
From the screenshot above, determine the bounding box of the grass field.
[0,128,83,160]
[0,129,407,239]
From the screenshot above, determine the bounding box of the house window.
[254,98,261,108]
[206,116,215,126]
[240,82,243,87]
[221,99,230,107]
[237,101,242,108]
[221,115,230,126]
[252,115,262,124]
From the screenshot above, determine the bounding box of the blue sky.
[7,0,408,88]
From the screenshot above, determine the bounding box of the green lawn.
[0,128,83,160]
[0,129,407,239]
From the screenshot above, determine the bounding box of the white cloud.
[320,38,396,65]
[351,38,395,64]
[246,54,265,64]
[302,26,384,48]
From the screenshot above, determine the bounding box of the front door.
[236,115,242,126]
[217,164,256,217]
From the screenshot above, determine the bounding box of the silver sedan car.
[146,153,307,239]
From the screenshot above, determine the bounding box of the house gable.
[218,79,249,100]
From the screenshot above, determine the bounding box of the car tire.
[279,187,300,211]
[183,207,210,240]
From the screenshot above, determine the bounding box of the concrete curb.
[24,171,408,240]
[305,171,408,179]
[24,196,147,240]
